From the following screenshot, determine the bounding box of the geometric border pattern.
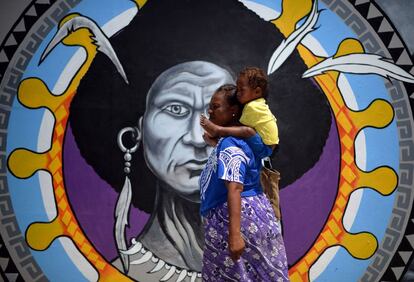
[0,1,58,280]
[0,0,58,79]
[0,1,81,281]
[322,1,414,281]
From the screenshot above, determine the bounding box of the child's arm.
[200,114,255,138]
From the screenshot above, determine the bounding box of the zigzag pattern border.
[0,0,57,79]
[348,1,414,281]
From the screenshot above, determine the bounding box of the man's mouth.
[190,169,203,178]
[182,159,207,178]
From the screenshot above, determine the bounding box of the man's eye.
[163,104,190,116]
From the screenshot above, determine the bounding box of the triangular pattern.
[391,266,405,280]
[0,257,9,270]
[354,0,369,5]
[14,19,26,33]
[36,0,51,4]
[378,18,393,33]
[11,31,26,45]
[5,35,17,47]
[388,33,404,49]
[378,31,394,47]
[399,251,412,264]
[0,0,58,79]
[24,15,40,32]
[396,49,413,66]
[5,273,18,282]
[367,3,382,19]
[25,6,38,17]
[354,2,370,18]
[368,16,383,31]
[0,50,9,63]
[407,234,414,249]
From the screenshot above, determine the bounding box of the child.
[201,66,278,158]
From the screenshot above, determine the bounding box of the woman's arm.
[225,181,245,261]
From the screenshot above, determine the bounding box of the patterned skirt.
[202,193,290,281]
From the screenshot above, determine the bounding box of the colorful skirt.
[202,193,290,281]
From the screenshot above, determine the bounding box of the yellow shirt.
[239,98,279,145]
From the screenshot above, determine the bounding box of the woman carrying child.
[199,82,289,281]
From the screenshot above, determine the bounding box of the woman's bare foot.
[200,114,220,137]
[203,132,218,147]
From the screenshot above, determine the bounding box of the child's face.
[236,75,261,104]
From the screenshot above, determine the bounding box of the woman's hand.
[229,232,245,261]
[203,132,218,146]
[225,181,245,261]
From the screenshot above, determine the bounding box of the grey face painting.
[142,61,234,201]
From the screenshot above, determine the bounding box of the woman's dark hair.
[216,84,240,108]
[69,0,332,212]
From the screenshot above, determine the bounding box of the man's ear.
[137,116,143,139]
[138,116,143,131]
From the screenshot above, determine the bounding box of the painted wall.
[0,0,413,281]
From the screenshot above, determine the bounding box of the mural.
[0,0,413,281]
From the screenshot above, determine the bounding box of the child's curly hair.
[239,66,268,98]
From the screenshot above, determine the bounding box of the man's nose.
[183,112,206,148]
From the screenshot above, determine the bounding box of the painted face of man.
[142,61,234,201]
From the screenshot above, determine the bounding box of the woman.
[200,84,289,281]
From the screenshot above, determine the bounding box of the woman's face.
[208,92,237,127]
[142,62,234,201]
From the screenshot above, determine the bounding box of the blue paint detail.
[317,189,395,281]
[342,73,389,111]
[33,240,90,282]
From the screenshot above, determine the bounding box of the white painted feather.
[302,53,414,83]
[115,176,132,273]
[40,15,128,84]
[267,0,320,75]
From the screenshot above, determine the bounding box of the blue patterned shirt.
[200,135,265,216]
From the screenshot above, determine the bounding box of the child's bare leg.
[200,114,221,137]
